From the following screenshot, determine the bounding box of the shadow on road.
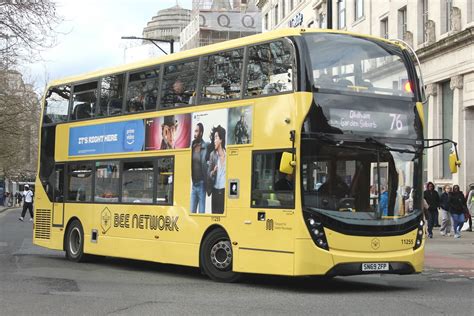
[32,252,415,293]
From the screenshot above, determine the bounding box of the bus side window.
[71,81,98,121]
[126,68,160,113]
[99,74,125,117]
[43,85,70,124]
[156,157,174,205]
[251,151,294,208]
[200,49,244,102]
[122,160,154,204]
[245,40,294,97]
[67,163,93,202]
[160,59,198,109]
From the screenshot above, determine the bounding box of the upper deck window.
[43,85,70,124]
[71,81,98,121]
[160,59,199,109]
[126,68,160,113]
[305,33,414,99]
[201,49,244,102]
[99,74,125,117]
[245,40,294,97]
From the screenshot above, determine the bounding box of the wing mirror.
[279,152,296,175]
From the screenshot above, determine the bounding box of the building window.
[422,0,429,43]
[316,5,326,29]
[441,81,453,179]
[282,0,286,19]
[338,0,346,29]
[355,0,364,20]
[380,17,389,39]
[442,0,453,33]
[275,4,279,25]
[398,6,407,40]
[264,13,269,30]
[290,0,294,12]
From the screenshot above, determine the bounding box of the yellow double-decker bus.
[34,29,457,282]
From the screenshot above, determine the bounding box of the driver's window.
[251,151,294,208]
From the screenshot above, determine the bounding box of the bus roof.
[46,28,403,89]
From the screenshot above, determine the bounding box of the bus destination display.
[328,109,409,135]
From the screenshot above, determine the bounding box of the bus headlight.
[413,218,424,250]
[304,213,329,251]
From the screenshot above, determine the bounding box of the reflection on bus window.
[156,157,174,204]
[245,40,294,97]
[99,74,125,117]
[160,60,198,108]
[44,85,70,124]
[301,140,418,217]
[126,68,160,113]
[305,33,414,98]
[122,161,154,204]
[252,151,294,208]
[95,161,120,203]
[201,49,244,102]
[71,82,98,121]
[67,163,93,202]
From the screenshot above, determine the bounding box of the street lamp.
[121,36,174,55]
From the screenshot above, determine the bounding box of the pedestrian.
[423,182,440,238]
[439,185,452,236]
[19,185,34,222]
[465,185,473,232]
[449,185,466,238]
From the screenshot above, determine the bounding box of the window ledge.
[352,16,366,27]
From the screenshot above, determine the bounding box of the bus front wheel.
[200,229,241,283]
[65,219,87,262]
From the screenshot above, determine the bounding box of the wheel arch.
[63,216,81,251]
[199,224,229,268]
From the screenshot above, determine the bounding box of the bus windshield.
[304,33,414,99]
[301,137,422,220]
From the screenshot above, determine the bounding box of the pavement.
[1,205,472,277]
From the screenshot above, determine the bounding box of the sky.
[24,0,192,92]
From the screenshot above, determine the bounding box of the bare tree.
[0,1,59,183]
[0,0,62,66]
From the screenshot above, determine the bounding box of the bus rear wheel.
[65,219,88,262]
[200,229,241,283]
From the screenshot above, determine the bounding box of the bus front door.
[52,164,65,227]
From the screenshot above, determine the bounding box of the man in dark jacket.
[424,182,440,238]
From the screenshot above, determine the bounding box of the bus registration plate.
[361,263,389,272]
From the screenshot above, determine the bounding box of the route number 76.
[389,114,403,130]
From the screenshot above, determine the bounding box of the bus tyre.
[200,229,241,283]
[65,220,88,262]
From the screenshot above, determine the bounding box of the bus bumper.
[294,238,424,276]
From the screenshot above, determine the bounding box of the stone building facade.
[256,0,474,192]
[142,4,191,43]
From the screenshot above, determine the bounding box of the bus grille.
[35,209,51,240]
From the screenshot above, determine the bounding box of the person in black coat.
[439,185,452,236]
[449,185,466,238]
[424,182,440,238]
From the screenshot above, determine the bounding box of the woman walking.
[439,185,452,236]
[449,185,466,238]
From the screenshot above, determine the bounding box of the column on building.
[450,75,463,187]
[425,83,438,184]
